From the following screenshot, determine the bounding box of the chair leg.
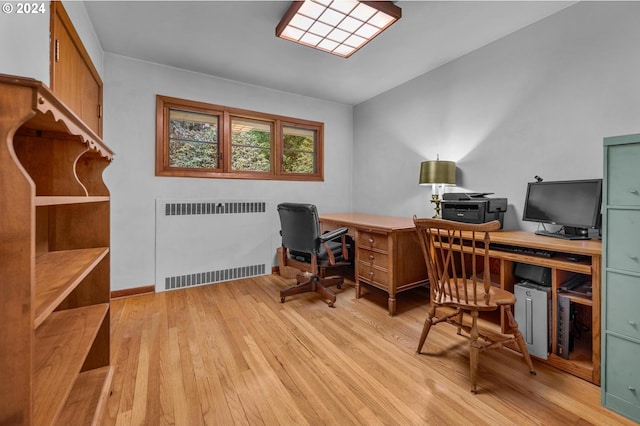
[316,281,337,307]
[506,306,536,375]
[280,274,315,302]
[417,304,436,354]
[469,310,481,394]
[456,308,464,335]
[280,274,342,307]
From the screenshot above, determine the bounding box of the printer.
[441,193,508,228]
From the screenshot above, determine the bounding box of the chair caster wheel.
[328,301,334,308]
[337,284,342,289]
[280,297,285,303]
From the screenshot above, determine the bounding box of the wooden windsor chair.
[413,217,536,393]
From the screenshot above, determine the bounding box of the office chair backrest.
[277,203,321,254]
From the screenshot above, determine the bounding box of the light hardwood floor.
[105,274,634,425]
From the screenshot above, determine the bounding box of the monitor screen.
[522,179,602,229]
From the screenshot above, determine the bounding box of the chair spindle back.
[413,218,501,306]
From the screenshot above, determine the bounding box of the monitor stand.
[535,229,591,241]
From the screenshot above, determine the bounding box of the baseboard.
[111,285,155,299]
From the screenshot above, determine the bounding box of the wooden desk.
[321,215,602,384]
[319,213,428,315]
[455,229,602,384]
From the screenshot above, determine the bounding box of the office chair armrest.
[319,227,349,243]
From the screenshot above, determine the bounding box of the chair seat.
[433,278,517,311]
[290,240,344,264]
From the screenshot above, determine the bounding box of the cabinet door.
[51,2,103,136]
[607,143,640,206]
[604,334,640,422]
[606,210,640,273]
[605,271,640,341]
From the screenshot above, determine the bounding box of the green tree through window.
[168,110,219,169]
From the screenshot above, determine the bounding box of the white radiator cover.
[155,199,271,292]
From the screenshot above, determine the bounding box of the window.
[156,95,323,180]
[169,109,220,170]
[230,117,272,173]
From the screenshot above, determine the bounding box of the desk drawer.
[358,248,389,269]
[605,271,640,340]
[321,221,355,236]
[358,262,390,288]
[357,230,389,251]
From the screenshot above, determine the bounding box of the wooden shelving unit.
[0,74,113,425]
[449,229,602,384]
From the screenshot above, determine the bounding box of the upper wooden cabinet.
[50,1,103,136]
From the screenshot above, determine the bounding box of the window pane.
[231,118,272,172]
[169,109,218,169]
[283,152,315,173]
[283,126,316,174]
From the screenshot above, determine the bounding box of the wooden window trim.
[280,120,324,178]
[156,95,324,181]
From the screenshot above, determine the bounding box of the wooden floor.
[105,274,635,425]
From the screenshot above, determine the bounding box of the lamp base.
[430,194,442,219]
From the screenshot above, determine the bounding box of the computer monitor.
[522,179,602,240]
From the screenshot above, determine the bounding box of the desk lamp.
[419,157,456,218]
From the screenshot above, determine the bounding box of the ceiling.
[84,1,574,105]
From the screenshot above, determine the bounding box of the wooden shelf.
[557,291,593,306]
[57,366,114,426]
[487,249,593,275]
[434,240,593,274]
[36,196,109,206]
[546,353,593,383]
[34,248,109,329]
[33,304,109,425]
[2,50,111,425]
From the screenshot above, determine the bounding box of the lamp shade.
[419,160,456,185]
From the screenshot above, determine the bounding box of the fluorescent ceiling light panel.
[276,0,401,58]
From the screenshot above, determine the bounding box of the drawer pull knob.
[368,238,374,244]
[369,254,374,260]
[628,321,637,327]
[629,386,637,392]
[369,271,374,277]
[631,189,640,196]
[629,255,639,262]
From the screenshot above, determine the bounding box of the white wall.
[0,1,102,84]
[0,4,50,83]
[102,54,353,291]
[353,2,640,231]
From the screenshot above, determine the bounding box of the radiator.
[155,199,271,292]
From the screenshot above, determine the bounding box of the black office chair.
[277,203,351,307]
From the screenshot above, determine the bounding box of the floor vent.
[164,264,266,290]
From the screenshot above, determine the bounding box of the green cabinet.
[602,133,640,423]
